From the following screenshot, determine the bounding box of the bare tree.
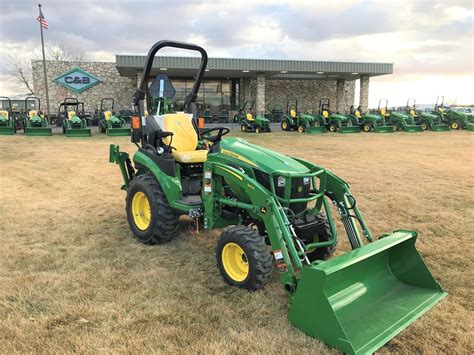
[5,44,87,95]
[5,54,35,95]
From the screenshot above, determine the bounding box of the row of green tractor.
[232,96,473,134]
[0,96,132,137]
[109,40,447,355]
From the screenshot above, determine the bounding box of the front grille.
[254,170,310,214]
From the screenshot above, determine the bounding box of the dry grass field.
[1,130,473,354]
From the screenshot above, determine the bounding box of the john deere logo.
[54,67,101,94]
[297,186,303,192]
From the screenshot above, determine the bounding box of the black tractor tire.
[362,122,372,132]
[420,121,430,131]
[241,124,247,132]
[328,122,338,132]
[450,120,460,130]
[305,215,336,262]
[126,173,179,245]
[255,126,261,134]
[281,119,290,131]
[216,226,273,291]
[297,125,306,133]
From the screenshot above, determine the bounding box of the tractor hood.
[218,137,310,174]
[332,113,349,121]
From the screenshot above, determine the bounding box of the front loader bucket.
[25,127,52,136]
[339,126,360,134]
[106,127,131,136]
[288,231,446,355]
[467,123,474,132]
[306,126,327,134]
[0,126,15,135]
[431,124,450,132]
[374,125,395,133]
[66,128,91,137]
[402,125,423,132]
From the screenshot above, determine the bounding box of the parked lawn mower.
[267,102,284,122]
[0,96,16,135]
[405,98,449,131]
[218,106,229,123]
[98,98,130,136]
[348,105,395,133]
[281,99,319,133]
[109,40,446,355]
[58,98,91,137]
[318,98,359,133]
[235,100,270,133]
[378,99,423,132]
[22,96,52,136]
[430,96,471,130]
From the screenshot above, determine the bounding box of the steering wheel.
[200,127,230,143]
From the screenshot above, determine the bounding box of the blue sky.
[0,0,473,106]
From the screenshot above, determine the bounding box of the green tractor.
[58,98,91,137]
[281,99,319,133]
[0,96,17,135]
[109,40,446,355]
[267,101,284,122]
[318,98,359,133]
[98,98,131,136]
[405,98,449,131]
[378,99,423,132]
[348,105,395,133]
[234,100,271,133]
[430,96,471,130]
[22,96,52,136]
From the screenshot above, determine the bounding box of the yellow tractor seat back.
[0,110,9,118]
[160,113,208,163]
[29,110,38,119]
[322,110,329,118]
[68,111,77,119]
[355,110,362,118]
[410,109,417,117]
[438,107,445,113]
[380,108,386,116]
[104,111,112,120]
[246,113,254,121]
[290,109,297,118]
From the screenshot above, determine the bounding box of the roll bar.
[25,96,41,111]
[101,98,115,111]
[0,96,12,110]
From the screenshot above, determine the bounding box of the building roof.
[115,55,393,80]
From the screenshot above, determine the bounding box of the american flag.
[37,8,48,29]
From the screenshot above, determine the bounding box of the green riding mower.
[98,98,131,136]
[318,98,359,133]
[267,101,284,122]
[348,105,394,133]
[0,96,17,135]
[234,100,270,133]
[378,99,423,132]
[58,98,91,137]
[430,96,471,130]
[405,98,449,131]
[109,40,446,355]
[281,99,320,133]
[22,96,52,136]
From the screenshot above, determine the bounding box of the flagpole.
[38,3,50,121]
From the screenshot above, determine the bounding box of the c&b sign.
[54,67,101,94]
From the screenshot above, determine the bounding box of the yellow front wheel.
[131,192,151,230]
[216,226,273,290]
[451,121,460,130]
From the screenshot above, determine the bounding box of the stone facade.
[32,60,136,113]
[359,75,370,112]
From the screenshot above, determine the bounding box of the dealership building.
[31,55,393,118]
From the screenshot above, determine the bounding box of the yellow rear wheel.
[131,191,151,230]
[451,121,459,130]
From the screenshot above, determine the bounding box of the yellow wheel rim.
[364,125,370,132]
[451,122,459,129]
[422,123,428,130]
[298,126,304,133]
[241,125,246,131]
[330,125,335,132]
[221,243,249,282]
[131,192,151,230]
[282,122,287,129]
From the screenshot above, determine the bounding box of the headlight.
[303,177,310,185]
[277,176,286,187]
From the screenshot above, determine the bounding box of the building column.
[359,75,370,112]
[256,73,266,114]
[336,79,346,113]
[136,70,143,89]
